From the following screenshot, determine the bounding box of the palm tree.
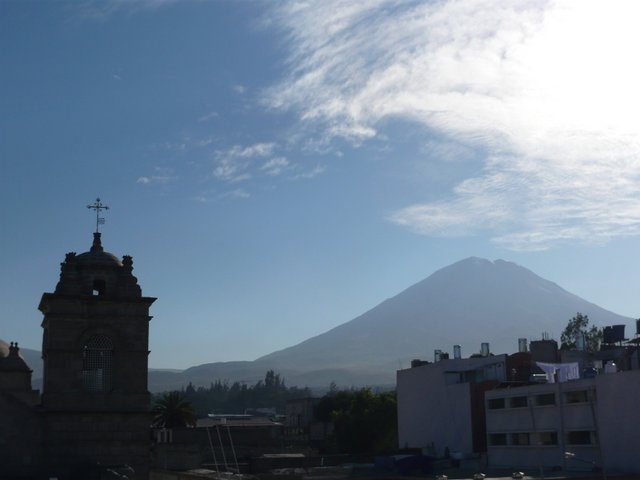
[152,391,197,428]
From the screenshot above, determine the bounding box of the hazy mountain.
[150,257,633,390]
[6,258,635,391]
[256,257,632,372]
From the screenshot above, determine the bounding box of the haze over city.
[3,0,640,370]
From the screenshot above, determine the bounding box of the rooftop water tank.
[603,325,625,344]
[518,338,528,353]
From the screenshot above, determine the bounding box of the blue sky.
[2,0,640,369]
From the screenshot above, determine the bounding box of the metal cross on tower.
[87,197,109,233]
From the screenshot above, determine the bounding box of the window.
[489,433,507,445]
[509,396,528,408]
[535,393,556,406]
[462,370,480,382]
[82,335,113,393]
[537,432,558,445]
[488,398,505,409]
[565,390,595,404]
[567,431,597,445]
[511,433,530,445]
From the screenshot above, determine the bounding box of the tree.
[169,370,311,417]
[315,389,397,454]
[152,391,197,428]
[560,312,602,353]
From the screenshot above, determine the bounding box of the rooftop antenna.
[86,197,109,233]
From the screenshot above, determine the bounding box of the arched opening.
[92,278,106,296]
[82,335,113,393]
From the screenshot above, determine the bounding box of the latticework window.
[82,335,113,393]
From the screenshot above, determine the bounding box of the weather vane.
[87,197,109,233]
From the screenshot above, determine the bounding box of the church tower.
[38,225,156,479]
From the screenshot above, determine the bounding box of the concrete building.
[0,231,156,479]
[398,332,640,473]
[485,369,640,473]
[397,351,507,457]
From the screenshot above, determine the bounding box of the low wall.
[151,469,221,480]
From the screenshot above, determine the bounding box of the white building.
[485,369,640,473]
[397,353,507,457]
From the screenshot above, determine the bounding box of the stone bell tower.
[38,201,156,479]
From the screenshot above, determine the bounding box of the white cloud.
[261,157,290,176]
[233,142,276,158]
[75,0,177,20]
[136,167,176,185]
[193,188,250,203]
[195,137,214,147]
[198,111,219,122]
[266,0,640,250]
[213,142,277,182]
[290,164,326,180]
[212,158,249,182]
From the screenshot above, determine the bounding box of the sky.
[2,0,640,369]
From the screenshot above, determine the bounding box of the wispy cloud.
[193,188,251,203]
[137,167,176,185]
[213,142,277,182]
[261,157,290,176]
[290,164,326,180]
[198,111,219,122]
[75,0,176,20]
[266,0,640,250]
[232,143,276,158]
[213,161,251,183]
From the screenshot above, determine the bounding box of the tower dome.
[74,232,122,267]
[52,232,141,298]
